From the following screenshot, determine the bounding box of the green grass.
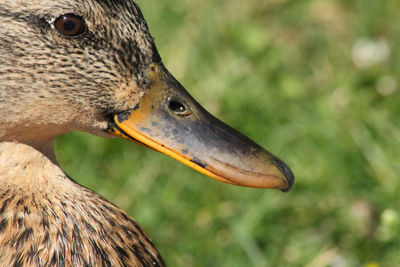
[55,0,400,266]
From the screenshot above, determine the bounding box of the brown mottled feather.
[0,143,164,266]
[0,0,166,266]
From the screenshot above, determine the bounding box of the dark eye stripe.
[54,14,85,37]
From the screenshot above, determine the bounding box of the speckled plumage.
[0,0,165,265]
[0,143,164,266]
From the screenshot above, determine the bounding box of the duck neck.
[0,141,66,196]
[0,123,58,165]
[0,139,58,166]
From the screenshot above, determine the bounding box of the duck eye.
[54,14,85,37]
[168,100,191,116]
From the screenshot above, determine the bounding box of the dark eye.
[168,100,191,116]
[54,14,85,37]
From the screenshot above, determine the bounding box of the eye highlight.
[54,14,86,37]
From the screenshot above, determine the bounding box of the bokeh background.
[55,0,400,266]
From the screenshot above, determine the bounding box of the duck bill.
[109,66,294,191]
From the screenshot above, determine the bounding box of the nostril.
[168,100,191,116]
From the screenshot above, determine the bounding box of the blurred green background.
[55,0,400,266]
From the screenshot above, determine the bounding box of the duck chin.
[77,119,112,138]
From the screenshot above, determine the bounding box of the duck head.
[0,0,294,191]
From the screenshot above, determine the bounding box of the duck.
[0,0,294,266]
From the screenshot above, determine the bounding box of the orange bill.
[108,64,294,191]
